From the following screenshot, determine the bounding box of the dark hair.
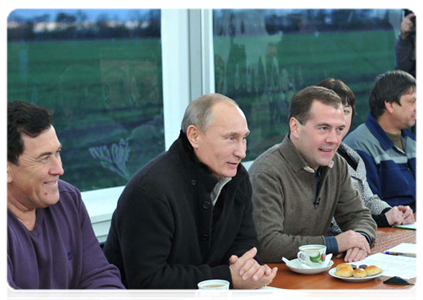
[369,70,416,119]
[288,86,342,125]
[317,78,356,118]
[8,101,53,165]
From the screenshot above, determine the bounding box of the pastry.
[365,265,382,276]
[353,268,366,278]
[335,266,353,277]
[336,263,353,271]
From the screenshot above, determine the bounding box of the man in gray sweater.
[249,86,377,263]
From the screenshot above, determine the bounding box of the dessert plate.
[328,268,383,282]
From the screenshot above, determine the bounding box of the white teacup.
[197,279,230,299]
[297,244,327,268]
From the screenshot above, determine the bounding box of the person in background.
[317,78,414,237]
[249,86,376,263]
[7,101,125,289]
[344,70,416,212]
[103,93,277,289]
[395,10,415,78]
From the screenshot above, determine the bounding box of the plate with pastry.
[285,258,334,275]
[329,263,383,282]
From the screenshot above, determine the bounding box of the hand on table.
[343,247,368,262]
[397,205,414,224]
[229,247,278,289]
[335,230,371,254]
[386,206,414,225]
[386,207,406,225]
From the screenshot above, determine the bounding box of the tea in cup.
[297,244,327,268]
[195,279,229,300]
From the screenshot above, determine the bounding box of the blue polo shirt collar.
[364,112,415,151]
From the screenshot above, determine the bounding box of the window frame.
[84,9,222,242]
[83,8,402,241]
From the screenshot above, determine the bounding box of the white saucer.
[328,268,383,282]
[285,259,334,275]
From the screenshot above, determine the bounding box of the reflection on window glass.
[8,9,164,192]
[213,9,401,160]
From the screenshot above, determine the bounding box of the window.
[212,9,402,161]
[8,9,405,242]
[8,9,164,192]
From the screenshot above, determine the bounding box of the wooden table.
[268,226,416,289]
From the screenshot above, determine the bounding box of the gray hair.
[181,93,238,133]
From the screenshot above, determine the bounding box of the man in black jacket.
[104,93,277,289]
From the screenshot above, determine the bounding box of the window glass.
[213,9,402,160]
[8,9,164,192]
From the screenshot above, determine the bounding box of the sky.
[5,8,152,21]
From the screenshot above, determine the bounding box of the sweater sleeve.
[4,252,59,300]
[250,170,326,262]
[75,191,125,289]
[324,236,339,255]
[372,208,391,228]
[361,184,391,214]
[332,160,377,245]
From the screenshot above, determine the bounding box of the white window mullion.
[200,9,215,95]
[161,9,191,150]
